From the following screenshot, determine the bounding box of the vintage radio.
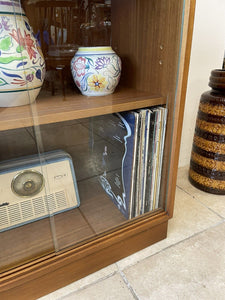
[0,150,80,232]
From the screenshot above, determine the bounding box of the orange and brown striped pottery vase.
[189,69,225,194]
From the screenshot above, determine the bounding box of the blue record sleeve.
[93,112,139,219]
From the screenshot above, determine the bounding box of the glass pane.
[0,0,56,272]
[0,0,186,258]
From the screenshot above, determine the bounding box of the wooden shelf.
[0,88,165,131]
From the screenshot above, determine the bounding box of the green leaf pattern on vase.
[0,0,45,107]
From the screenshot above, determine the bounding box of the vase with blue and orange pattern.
[0,0,45,107]
[71,46,121,96]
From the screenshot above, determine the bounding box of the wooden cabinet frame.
[0,0,196,298]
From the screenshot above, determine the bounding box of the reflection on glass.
[0,124,55,273]
[80,1,111,46]
[21,0,112,98]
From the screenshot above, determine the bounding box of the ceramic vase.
[71,46,121,96]
[189,69,225,194]
[0,0,45,107]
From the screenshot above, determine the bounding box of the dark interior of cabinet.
[0,0,184,273]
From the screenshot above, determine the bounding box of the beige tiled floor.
[39,166,225,300]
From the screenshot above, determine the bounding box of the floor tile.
[38,264,118,300]
[177,166,225,218]
[123,222,225,300]
[61,274,134,300]
[117,186,223,270]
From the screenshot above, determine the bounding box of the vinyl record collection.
[90,106,168,219]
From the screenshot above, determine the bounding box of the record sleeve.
[90,112,140,219]
[135,109,147,216]
[135,109,151,216]
[151,108,163,210]
[154,107,168,209]
[144,108,161,212]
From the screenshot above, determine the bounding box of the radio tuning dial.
[11,170,45,197]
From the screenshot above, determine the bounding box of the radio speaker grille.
[0,190,68,231]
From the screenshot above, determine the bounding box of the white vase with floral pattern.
[71,46,121,96]
[0,0,45,107]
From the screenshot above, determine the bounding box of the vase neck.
[0,0,24,14]
[209,69,225,91]
[77,46,113,55]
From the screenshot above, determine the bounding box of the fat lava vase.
[0,0,45,107]
[189,69,225,194]
[71,46,121,96]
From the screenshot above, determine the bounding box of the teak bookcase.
[0,0,196,299]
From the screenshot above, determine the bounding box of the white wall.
[179,0,225,167]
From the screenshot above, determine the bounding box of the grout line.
[118,269,140,300]
[163,219,225,255]
[58,270,119,299]
[116,218,225,273]
[176,185,225,220]
[57,217,225,299]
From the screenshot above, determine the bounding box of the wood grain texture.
[0,218,54,274]
[0,88,165,131]
[166,0,196,217]
[150,0,185,211]
[112,0,183,94]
